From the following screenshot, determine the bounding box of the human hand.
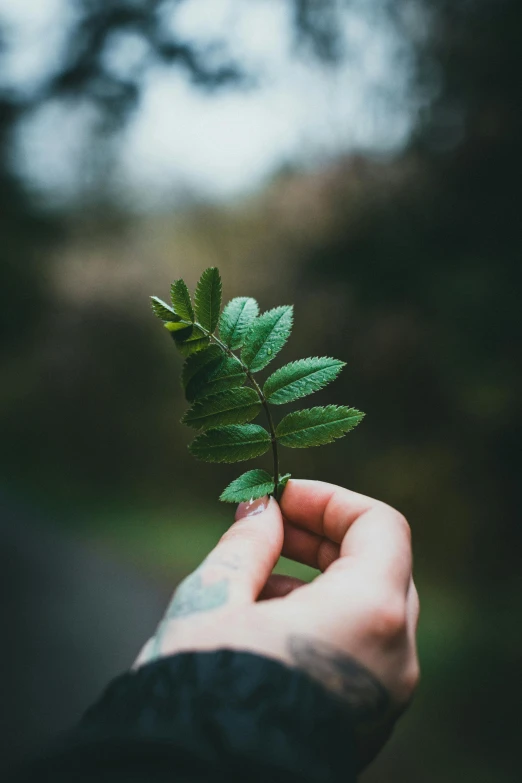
[135,480,420,767]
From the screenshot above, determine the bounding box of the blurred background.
[0,0,520,780]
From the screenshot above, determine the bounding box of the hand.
[135,480,420,768]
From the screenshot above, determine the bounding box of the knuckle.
[402,659,421,697]
[367,596,407,640]
[380,503,411,543]
[410,581,421,618]
[317,538,339,572]
[393,509,412,543]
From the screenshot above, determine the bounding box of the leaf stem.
[199,326,281,500]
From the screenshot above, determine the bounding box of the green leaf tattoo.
[151,268,364,503]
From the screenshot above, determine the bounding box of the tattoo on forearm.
[287,636,390,725]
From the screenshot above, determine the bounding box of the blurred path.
[0,491,172,776]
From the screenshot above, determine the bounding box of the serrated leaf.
[186,355,246,402]
[195,267,222,332]
[171,324,210,356]
[182,388,262,430]
[276,405,364,448]
[241,306,293,372]
[220,469,275,503]
[151,296,182,322]
[264,357,345,405]
[170,279,194,322]
[189,424,271,463]
[219,297,259,350]
[181,346,223,390]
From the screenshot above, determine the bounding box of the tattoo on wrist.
[287,635,390,724]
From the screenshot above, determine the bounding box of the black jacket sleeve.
[18,650,358,783]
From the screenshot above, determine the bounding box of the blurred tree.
[0,0,243,356]
[302,0,522,571]
[36,0,244,126]
[0,0,348,356]
[0,90,57,354]
[1,0,519,517]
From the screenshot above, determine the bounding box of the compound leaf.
[276,405,365,448]
[241,306,293,372]
[182,387,262,430]
[220,469,275,503]
[170,279,194,322]
[151,267,365,503]
[189,424,271,463]
[170,324,210,356]
[151,296,182,322]
[264,357,345,405]
[186,355,246,402]
[219,297,259,350]
[181,346,223,390]
[195,267,222,332]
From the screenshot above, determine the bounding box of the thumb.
[204,495,284,605]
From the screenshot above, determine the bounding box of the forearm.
[16,650,358,783]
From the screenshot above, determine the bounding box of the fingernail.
[235,495,269,521]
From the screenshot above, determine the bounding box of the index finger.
[280,479,412,592]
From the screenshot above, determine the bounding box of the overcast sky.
[1,0,416,206]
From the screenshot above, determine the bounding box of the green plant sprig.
[151,267,364,504]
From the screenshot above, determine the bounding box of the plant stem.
[200,327,281,499]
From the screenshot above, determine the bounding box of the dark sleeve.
[18,650,358,783]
